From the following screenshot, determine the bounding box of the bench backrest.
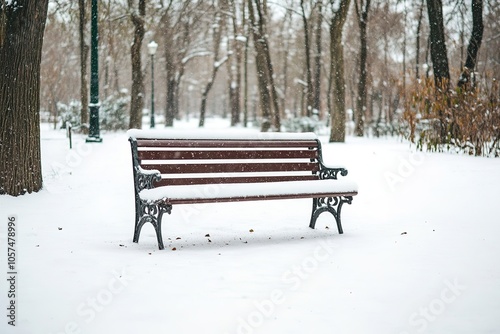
[130,137,325,187]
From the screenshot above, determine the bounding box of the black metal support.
[150,53,155,128]
[310,138,354,232]
[129,138,169,249]
[67,122,72,149]
[315,139,348,180]
[134,200,172,250]
[309,196,353,233]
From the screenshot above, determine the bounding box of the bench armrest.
[314,139,349,180]
[129,137,161,193]
[134,166,162,192]
[318,166,348,180]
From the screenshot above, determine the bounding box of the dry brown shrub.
[402,77,500,157]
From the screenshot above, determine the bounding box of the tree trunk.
[279,8,293,117]
[165,74,176,126]
[162,21,181,127]
[415,0,424,79]
[79,0,89,133]
[458,0,483,89]
[313,1,323,116]
[164,28,176,127]
[402,0,407,96]
[255,0,280,130]
[199,11,227,127]
[426,0,450,89]
[229,0,242,127]
[0,0,49,196]
[248,0,272,132]
[300,0,314,117]
[243,0,249,127]
[128,0,146,129]
[329,0,351,143]
[354,0,371,137]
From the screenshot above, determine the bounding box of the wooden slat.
[136,139,319,148]
[141,162,319,174]
[166,191,358,205]
[155,175,319,186]
[138,149,318,160]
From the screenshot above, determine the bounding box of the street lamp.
[148,41,158,128]
[86,0,102,143]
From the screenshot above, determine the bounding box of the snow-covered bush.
[282,115,324,133]
[57,100,81,129]
[56,90,130,132]
[100,91,130,131]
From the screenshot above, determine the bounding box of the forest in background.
[40,1,499,144]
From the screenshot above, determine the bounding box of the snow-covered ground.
[1,118,500,334]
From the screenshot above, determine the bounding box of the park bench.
[128,130,358,250]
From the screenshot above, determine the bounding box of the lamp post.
[148,41,158,128]
[86,0,102,143]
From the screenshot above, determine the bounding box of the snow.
[139,179,358,202]
[235,35,248,43]
[128,128,318,140]
[1,118,500,334]
[181,51,213,65]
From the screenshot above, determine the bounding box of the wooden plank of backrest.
[155,175,319,186]
[138,149,318,160]
[136,139,319,148]
[142,162,319,174]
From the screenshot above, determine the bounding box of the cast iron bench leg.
[309,196,354,234]
[134,199,172,250]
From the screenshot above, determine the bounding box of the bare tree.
[415,0,425,79]
[426,0,450,89]
[161,1,204,126]
[300,0,315,117]
[199,8,229,127]
[313,0,323,115]
[277,6,293,116]
[248,0,280,131]
[0,0,49,195]
[40,7,77,130]
[128,0,146,129]
[328,0,351,142]
[458,0,484,89]
[226,0,244,126]
[255,0,281,130]
[354,0,371,136]
[242,0,250,127]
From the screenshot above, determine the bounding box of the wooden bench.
[128,130,358,250]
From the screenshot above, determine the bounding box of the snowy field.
[1,118,500,334]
